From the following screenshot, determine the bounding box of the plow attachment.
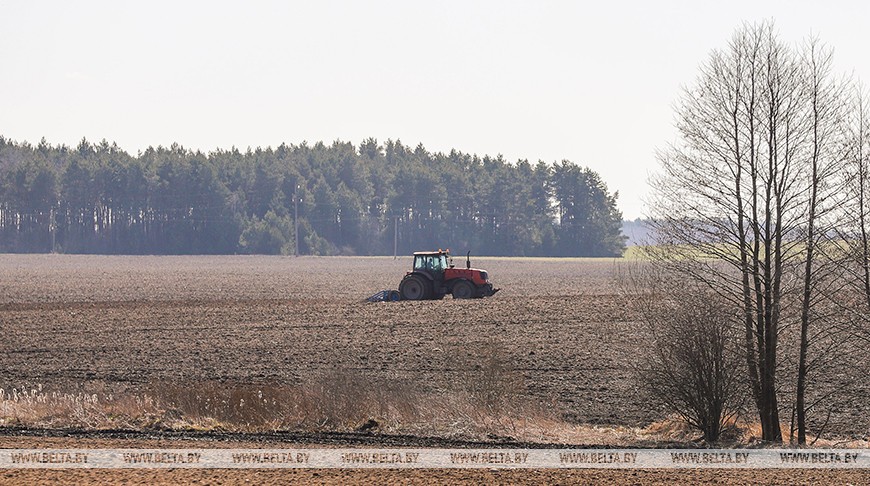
[366,290,402,302]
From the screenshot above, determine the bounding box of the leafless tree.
[648,22,855,443]
[794,37,851,445]
[839,85,870,332]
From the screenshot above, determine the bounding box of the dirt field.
[4,466,870,486]
[1,254,868,484]
[0,254,651,432]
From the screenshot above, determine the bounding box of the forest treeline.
[0,136,626,256]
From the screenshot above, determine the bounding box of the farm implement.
[366,289,402,302]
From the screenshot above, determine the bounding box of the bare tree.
[648,22,854,443]
[794,38,850,445]
[840,85,870,331]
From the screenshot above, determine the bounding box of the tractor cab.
[412,251,451,278]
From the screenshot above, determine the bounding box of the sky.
[2,1,869,219]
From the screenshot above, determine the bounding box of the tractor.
[398,250,499,300]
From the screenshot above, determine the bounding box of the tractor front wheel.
[451,280,476,299]
[400,275,431,300]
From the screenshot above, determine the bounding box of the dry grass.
[147,345,562,441]
[0,384,161,430]
[0,380,616,443]
[3,383,867,448]
[0,345,560,442]
[2,334,865,447]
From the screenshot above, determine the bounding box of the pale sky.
[2,1,868,219]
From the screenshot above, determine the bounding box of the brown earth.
[1,254,868,484]
[3,468,869,486]
[0,254,652,431]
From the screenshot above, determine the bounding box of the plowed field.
[1,254,868,484]
[0,254,652,429]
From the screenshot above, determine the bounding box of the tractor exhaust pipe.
[466,251,471,269]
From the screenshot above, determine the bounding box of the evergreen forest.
[0,136,626,256]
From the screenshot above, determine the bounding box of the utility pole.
[294,186,300,257]
[393,215,399,260]
[49,206,56,253]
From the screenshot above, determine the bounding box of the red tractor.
[398,250,499,300]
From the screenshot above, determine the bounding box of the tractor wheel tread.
[400,274,432,301]
[452,280,476,299]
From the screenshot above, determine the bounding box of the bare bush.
[624,266,746,443]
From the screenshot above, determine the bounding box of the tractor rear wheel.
[400,275,431,300]
[451,280,476,299]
